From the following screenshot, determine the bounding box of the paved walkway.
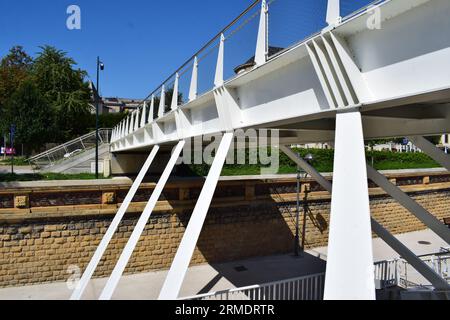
[0,165,34,174]
[0,229,445,300]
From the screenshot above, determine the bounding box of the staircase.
[28,129,112,174]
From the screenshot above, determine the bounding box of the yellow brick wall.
[0,187,449,288]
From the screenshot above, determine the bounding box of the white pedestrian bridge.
[73,0,450,300]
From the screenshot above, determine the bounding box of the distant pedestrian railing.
[180,273,325,301]
[374,248,450,290]
[28,129,112,170]
[374,259,401,289]
[111,0,385,144]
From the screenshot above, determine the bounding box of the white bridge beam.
[70,146,160,300]
[366,165,450,244]
[99,141,186,300]
[282,143,450,292]
[158,132,234,300]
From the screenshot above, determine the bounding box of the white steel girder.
[70,146,160,300]
[324,111,375,300]
[99,141,185,300]
[281,144,450,293]
[366,165,450,245]
[111,0,450,153]
[408,136,450,171]
[158,132,234,300]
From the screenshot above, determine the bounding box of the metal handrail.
[374,249,450,289]
[113,0,392,144]
[28,129,112,169]
[28,128,112,162]
[180,272,325,301]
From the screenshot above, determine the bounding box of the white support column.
[171,73,179,110]
[125,116,130,135]
[254,0,267,67]
[371,219,450,290]
[408,136,450,171]
[325,111,375,300]
[99,141,185,300]
[149,95,155,122]
[282,145,450,291]
[70,146,160,300]
[367,165,450,244]
[158,85,166,118]
[134,109,140,131]
[189,57,198,102]
[140,101,147,128]
[214,34,225,88]
[326,0,341,26]
[280,145,331,191]
[158,132,234,300]
[128,114,133,134]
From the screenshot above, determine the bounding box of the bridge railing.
[28,129,112,170]
[110,0,387,144]
[179,272,325,301]
[374,248,450,290]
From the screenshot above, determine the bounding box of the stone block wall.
[0,173,449,288]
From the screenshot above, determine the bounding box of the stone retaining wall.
[0,172,449,288]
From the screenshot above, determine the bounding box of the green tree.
[5,80,55,155]
[0,46,33,134]
[32,46,91,141]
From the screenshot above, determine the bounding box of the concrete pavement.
[0,229,446,300]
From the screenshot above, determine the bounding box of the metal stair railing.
[27,128,112,170]
[374,248,450,290]
[179,272,326,301]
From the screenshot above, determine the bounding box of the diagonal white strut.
[99,141,186,300]
[408,136,450,171]
[371,219,450,290]
[282,146,450,291]
[70,146,160,300]
[367,165,450,244]
[324,111,375,300]
[158,132,234,300]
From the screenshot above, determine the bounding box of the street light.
[294,153,314,257]
[96,57,105,179]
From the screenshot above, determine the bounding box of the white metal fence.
[183,250,450,301]
[28,128,112,170]
[374,249,450,290]
[180,273,325,301]
[111,0,388,144]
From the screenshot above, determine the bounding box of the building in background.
[89,81,142,115]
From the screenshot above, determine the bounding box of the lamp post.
[96,57,105,179]
[294,153,314,256]
[10,124,16,175]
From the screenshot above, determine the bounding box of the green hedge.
[182,148,440,177]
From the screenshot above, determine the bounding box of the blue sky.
[0,0,373,99]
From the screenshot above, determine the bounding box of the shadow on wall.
[174,185,329,293]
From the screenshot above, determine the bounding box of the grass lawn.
[0,148,442,181]
[183,148,442,177]
[0,157,29,166]
[0,173,111,182]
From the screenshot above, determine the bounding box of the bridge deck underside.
[111,0,450,153]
